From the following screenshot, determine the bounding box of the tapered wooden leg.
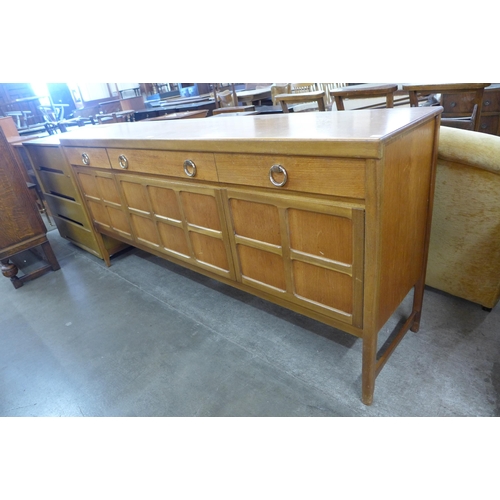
[361,333,378,405]
[411,278,425,332]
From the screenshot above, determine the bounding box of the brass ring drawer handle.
[81,153,90,165]
[118,154,129,169]
[183,159,197,177]
[269,164,288,187]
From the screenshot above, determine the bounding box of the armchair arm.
[438,126,500,175]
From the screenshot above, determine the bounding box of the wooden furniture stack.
[0,128,60,288]
[23,135,127,264]
[330,84,399,110]
[58,108,441,404]
[403,83,490,131]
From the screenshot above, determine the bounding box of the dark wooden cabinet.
[0,128,60,288]
[478,84,500,135]
[441,84,500,136]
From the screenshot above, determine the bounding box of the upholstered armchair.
[426,126,500,310]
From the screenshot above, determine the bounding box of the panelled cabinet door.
[114,174,235,280]
[74,167,133,241]
[224,189,365,327]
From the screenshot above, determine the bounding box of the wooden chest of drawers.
[23,136,127,261]
[479,84,500,135]
[59,108,442,404]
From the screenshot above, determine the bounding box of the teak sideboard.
[59,108,442,405]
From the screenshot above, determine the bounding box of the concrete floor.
[1,227,499,417]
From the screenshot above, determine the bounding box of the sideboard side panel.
[376,120,438,329]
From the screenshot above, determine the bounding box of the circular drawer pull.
[269,164,288,187]
[118,154,129,169]
[81,153,90,165]
[183,159,197,177]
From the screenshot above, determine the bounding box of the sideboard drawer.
[44,193,89,226]
[51,214,98,249]
[36,169,78,199]
[27,145,68,173]
[64,147,112,168]
[215,153,366,199]
[106,148,218,182]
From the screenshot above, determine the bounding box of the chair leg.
[334,96,345,111]
[279,101,290,113]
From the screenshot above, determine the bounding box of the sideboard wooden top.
[59,107,442,158]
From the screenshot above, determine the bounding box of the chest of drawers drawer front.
[215,153,366,198]
[43,193,89,226]
[27,145,69,173]
[51,215,97,249]
[106,148,218,182]
[36,169,78,199]
[483,89,500,112]
[64,147,112,168]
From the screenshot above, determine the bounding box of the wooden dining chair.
[330,84,399,111]
[215,90,236,108]
[271,84,291,105]
[402,83,490,131]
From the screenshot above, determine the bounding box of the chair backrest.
[291,83,317,93]
[330,84,399,111]
[316,83,348,106]
[402,83,490,131]
[39,106,59,123]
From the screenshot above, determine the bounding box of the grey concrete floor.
[1,227,499,417]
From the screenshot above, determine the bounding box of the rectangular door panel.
[225,188,364,326]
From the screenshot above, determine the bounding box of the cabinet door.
[114,174,235,280]
[225,189,364,327]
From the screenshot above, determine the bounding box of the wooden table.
[236,87,272,106]
[211,111,261,117]
[147,100,217,117]
[59,107,441,404]
[144,110,209,121]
